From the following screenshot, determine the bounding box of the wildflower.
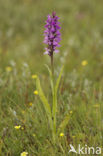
[22,110,25,114]
[29,102,33,106]
[14,125,21,129]
[69,111,73,114]
[44,12,61,56]
[81,60,88,66]
[20,151,28,156]
[5,66,12,72]
[32,74,37,79]
[34,90,38,95]
[93,104,100,108]
[21,127,24,130]
[59,132,64,137]
[33,133,36,137]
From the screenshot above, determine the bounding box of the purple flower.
[44,12,61,56]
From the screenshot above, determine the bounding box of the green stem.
[51,53,54,77]
[51,53,56,143]
[52,88,57,143]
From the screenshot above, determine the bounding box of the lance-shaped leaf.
[57,114,69,135]
[36,77,52,127]
[44,64,53,94]
[52,66,64,133]
[55,66,64,96]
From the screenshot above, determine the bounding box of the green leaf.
[44,64,53,94]
[52,66,64,134]
[52,65,64,117]
[44,64,52,77]
[57,114,69,134]
[55,66,64,95]
[36,77,52,127]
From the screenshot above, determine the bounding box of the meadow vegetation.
[0,0,103,155]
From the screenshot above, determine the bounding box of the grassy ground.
[0,0,103,155]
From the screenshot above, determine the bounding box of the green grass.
[0,0,103,155]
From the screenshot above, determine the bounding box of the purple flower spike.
[44,12,61,56]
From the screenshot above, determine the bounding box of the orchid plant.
[36,12,69,143]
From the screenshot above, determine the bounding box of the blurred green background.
[0,0,103,78]
[0,0,103,155]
